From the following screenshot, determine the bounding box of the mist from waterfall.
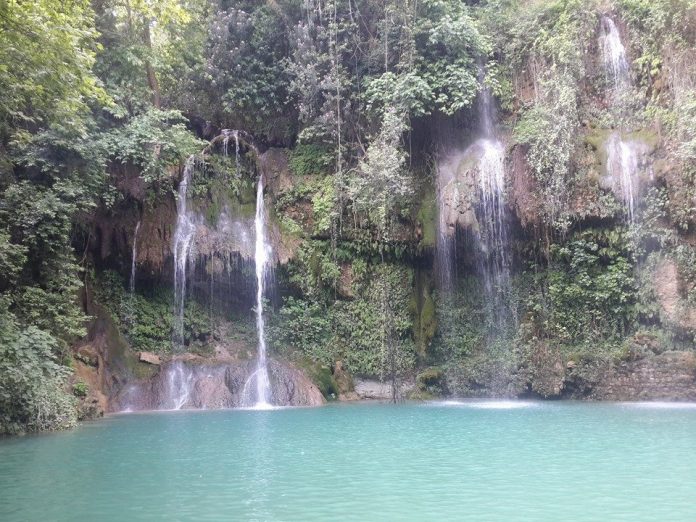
[242,174,273,408]
[130,220,140,295]
[172,156,198,349]
[600,16,639,223]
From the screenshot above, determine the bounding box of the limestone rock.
[139,352,161,365]
[653,257,696,332]
[110,357,324,411]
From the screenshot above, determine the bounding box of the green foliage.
[528,229,637,343]
[0,299,76,435]
[288,144,334,177]
[0,0,108,139]
[94,271,211,353]
[433,278,487,361]
[270,297,333,365]
[274,261,415,380]
[72,380,89,398]
[100,109,204,183]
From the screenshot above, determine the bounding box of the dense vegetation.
[1,0,695,433]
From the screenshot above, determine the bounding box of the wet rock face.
[437,146,481,235]
[110,357,324,411]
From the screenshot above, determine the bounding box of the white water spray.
[172,156,198,349]
[242,174,273,408]
[130,220,140,295]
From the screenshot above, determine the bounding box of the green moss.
[416,188,437,249]
[288,143,333,177]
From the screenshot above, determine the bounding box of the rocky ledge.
[110,356,325,411]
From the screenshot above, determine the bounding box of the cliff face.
[77,4,696,408]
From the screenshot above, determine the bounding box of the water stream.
[129,220,140,295]
[242,174,273,408]
[600,16,639,222]
[172,155,198,349]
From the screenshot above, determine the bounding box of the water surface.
[1,401,695,521]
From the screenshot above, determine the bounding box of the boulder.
[138,351,161,365]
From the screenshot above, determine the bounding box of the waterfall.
[130,220,140,295]
[165,360,193,410]
[242,174,273,408]
[475,75,513,331]
[600,16,639,222]
[477,139,511,329]
[172,156,198,349]
[600,16,630,93]
[222,129,241,178]
[607,132,638,222]
[233,130,241,178]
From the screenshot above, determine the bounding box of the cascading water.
[165,360,194,410]
[600,16,639,222]
[475,75,513,331]
[600,16,630,93]
[130,220,140,295]
[607,132,639,222]
[242,174,273,408]
[172,156,198,349]
[476,138,511,329]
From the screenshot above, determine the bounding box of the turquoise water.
[1,401,695,521]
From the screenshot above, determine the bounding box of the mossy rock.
[416,188,437,249]
[416,366,444,393]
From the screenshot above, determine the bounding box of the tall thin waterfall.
[222,129,241,178]
[435,166,456,294]
[172,156,197,349]
[600,16,639,222]
[242,174,272,408]
[130,220,140,295]
[475,82,512,330]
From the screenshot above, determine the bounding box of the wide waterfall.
[242,174,273,408]
[130,220,140,295]
[172,156,198,348]
[600,16,639,222]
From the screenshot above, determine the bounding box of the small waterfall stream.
[130,220,140,295]
[242,174,273,408]
[600,16,630,93]
[600,16,639,222]
[172,155,198,349]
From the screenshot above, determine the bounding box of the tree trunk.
[143,21,161,109]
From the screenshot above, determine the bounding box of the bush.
[0,305,76,434]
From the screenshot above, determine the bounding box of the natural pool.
[1,401,695,521]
